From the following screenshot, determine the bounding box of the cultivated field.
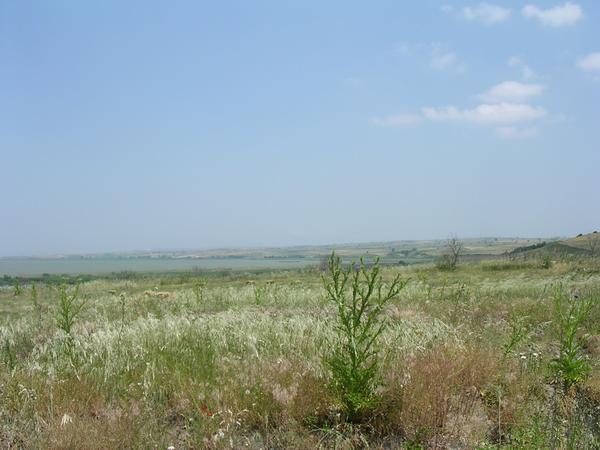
[1,243,600,448]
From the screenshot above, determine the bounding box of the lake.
[0,257,315,276]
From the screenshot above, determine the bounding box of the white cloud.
[370,114,421,127]
[478,81,545,103]
[577,52,600,72]
[422,103,546,125]
[522,2,583,27]
[440,4,454,14]
[462,3,511,24]
[508,56,536,80]
[495,126,539,139]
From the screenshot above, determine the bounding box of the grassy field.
[2,249,600,448]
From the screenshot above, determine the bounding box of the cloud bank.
[522,2,583,27]
[478,81,545,103]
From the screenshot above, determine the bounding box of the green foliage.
[550,286,595,389]
[13,279,22,296]
[448,282,470,320]
[55,285,86,342]
[482,261,536,271]
[2,256,600,447]
[435,254,456,271]
[2,339,17,371]
[322,253,407,422]
[30,282,37,302]
[192,279,207,311]
[503,314,530,357]
[253,283,267,305]
[436,236,463,271]
[509,241,547,255]
[541,255,553,269]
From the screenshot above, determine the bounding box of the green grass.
[1,256,600,448]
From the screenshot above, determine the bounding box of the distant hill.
[508,232,599,258]
[563,232,600,250]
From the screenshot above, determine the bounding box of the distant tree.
[446,236,464,268]
[436,236,464,271]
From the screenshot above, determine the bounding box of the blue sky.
[1,1,599,256]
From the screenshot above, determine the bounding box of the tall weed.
[322,253,407,422]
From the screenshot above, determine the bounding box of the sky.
[1,1,599,256]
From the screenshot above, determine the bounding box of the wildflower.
[167,446,175,450]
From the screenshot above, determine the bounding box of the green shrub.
[55,284,86,355]
[322,253,407,422]
[435,254,456,271]
[13,280,22,296]
[550,286,596,389]
[541,255,553,269]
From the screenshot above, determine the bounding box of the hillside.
[509,232,599,258]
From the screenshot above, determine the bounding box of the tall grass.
[0,258,599,447]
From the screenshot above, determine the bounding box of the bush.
[436,254,456,271]
[541,255,553,269]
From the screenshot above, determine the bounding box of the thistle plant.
[550,286,596,389]
[13,279,22,297]
[56,285,86,354]
[322,253,407,422]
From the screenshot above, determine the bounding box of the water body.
[0,257,315,276]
